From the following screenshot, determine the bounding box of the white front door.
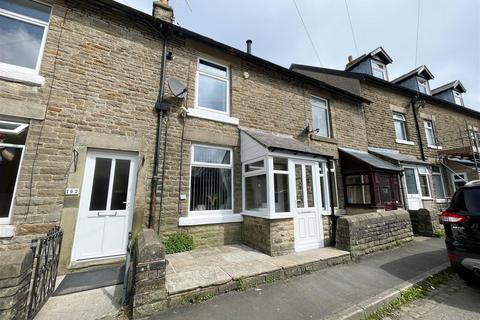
[72,150,138,262]
[404,167,423,210]
[291,161,323,252]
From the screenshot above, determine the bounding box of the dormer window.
[371,61,387,80]
[453,91,464,106]
[417,78,430,94]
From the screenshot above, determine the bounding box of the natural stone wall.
[409,209,442,237]
[336,209,414,257]
[131,229,167,320]
[181,222,242,249]
[242,216,294,256]
[322,215,332,246]
[0,249,33,320]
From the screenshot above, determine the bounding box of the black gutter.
[326,159,336,247]
[411,95,426,162]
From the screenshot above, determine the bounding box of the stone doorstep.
[166,247,350,308]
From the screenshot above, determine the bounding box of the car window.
[450,187,480,215]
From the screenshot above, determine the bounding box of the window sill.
[310,134,338,144]
[0,225,15,238]
[0,67,44,86]
[178,213,243,226]
[241,211,294,219]
[435,199,448,203]
[428,145,443,150]
[395,139,415,146]
[187,108,239,125]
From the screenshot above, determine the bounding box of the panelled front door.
[72,150,138,261]
[404,167,423,210]
[291,161,323,252]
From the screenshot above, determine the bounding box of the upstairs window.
[196,58,229,114]
[311,96,331,138]
[423,120,437,146]
[417,78,430,94]
[393,112,408,141]
[453,91,463,106]
[371,60,387,80]
[0,0,51,74]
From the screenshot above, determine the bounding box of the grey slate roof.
[339,147,401,172]
[345,46,393,71]
[432,80,467,95]
[241,128,328,157]
[391,65,434,84]
[368,147,428,165]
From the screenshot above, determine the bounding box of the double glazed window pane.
[432,175,445,199]
[312,97,329,137]
[89,158,112,211]
[190,167,232,211]
[346,185,371,204]
[274,174,289,212]
[198,74,227,112]
[424,121,436,145]
[404,168,418,194]
[0,0,51,22]
[110,160,130,210]
[245,174,267,212]
[0,15,44,69]
[394,119,407,140]
[419,175,430,197]
[193,146,230,164]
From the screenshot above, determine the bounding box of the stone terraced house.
[0,0,478,279]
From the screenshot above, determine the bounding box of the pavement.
[388,274,480,320]
[153,237,449,320]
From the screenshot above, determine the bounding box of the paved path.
[389,274,480,320]
[153,237,448,320]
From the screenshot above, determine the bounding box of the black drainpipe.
[411,95,426,162]
[148,34,169,229]
[327,158,336,247]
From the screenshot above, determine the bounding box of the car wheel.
[455,265,479,284]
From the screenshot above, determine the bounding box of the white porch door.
[404,167,422,210]
[72,150,138,262]
[292,161,323,252]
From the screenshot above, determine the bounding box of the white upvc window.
[188,145,233,215]
[195,58,230,115]
[319,161,338,212]
[417,78,430,94]
[423,120,438,147]
[393,112,408,142]
[417,167,431,198]
[0,0,51,84]
[453,91,463,106]
[243,158,268,213]
[431,165,446,201]
[311,96,331,138]
[451,172,467,191]
[371,60,388,80]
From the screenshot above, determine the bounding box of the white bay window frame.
[0,0,51,85]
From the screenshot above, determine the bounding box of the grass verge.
[365,268,454,320]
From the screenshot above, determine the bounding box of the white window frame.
[453,91,463,106]
[393,112,412,144]
[423,119,441,149]
[311,95,331,138]
[451,172,467,192]
[371,60,388,80]
[242,156,268,215]
[417,167,431,199]
[195,57,230,116]
[181,144,240,226]
[0,120,29,134]
[319,161,338,214]
[431,166,446,202]
[417,78,430,94]
[0,1,51,85]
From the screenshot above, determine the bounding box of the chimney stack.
[246,39,252,54]
[153,0,174,23]
[348,55,353,63]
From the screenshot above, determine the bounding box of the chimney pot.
[246,39,252,54]
[348,55,353,63]
[153,0,174,23]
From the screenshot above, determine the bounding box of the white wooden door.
[291,161,323,252]
[404,167,423,210]
[72,150,138,261]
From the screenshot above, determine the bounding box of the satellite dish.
[167,78,187,98]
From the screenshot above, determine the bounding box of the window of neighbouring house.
[0,121,28,224]
[371,60,387,80]
[243,158,267,212]
[189,145,232,213]
[417,167,431,198]
[417,78,430,94]
[393,112,408,141]
[423,120,437,146]
[311,96,331,138]
[451,172,467,191]
[344,172,402,208]
[196,58,229,114]
[346,174,372,205]
[453,91,463,106]
[273,158,290,213]
[431,165,446,199]
[0,0,51,74]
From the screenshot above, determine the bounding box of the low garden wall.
[409,209,442,237]
[336,209,414,257]
[242,216,294,256]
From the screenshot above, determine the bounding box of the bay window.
[273,158,290,213]
[189,145,232,213]
[244,159,267,212]
[346,175,372,205]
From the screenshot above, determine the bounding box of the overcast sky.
[116,0,480,110]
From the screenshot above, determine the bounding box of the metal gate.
[27,226,63,320]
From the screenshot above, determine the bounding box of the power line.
[414,0,421,67]
[184,0,193,12]
[292,0,323,66]
[344,0,359,56]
